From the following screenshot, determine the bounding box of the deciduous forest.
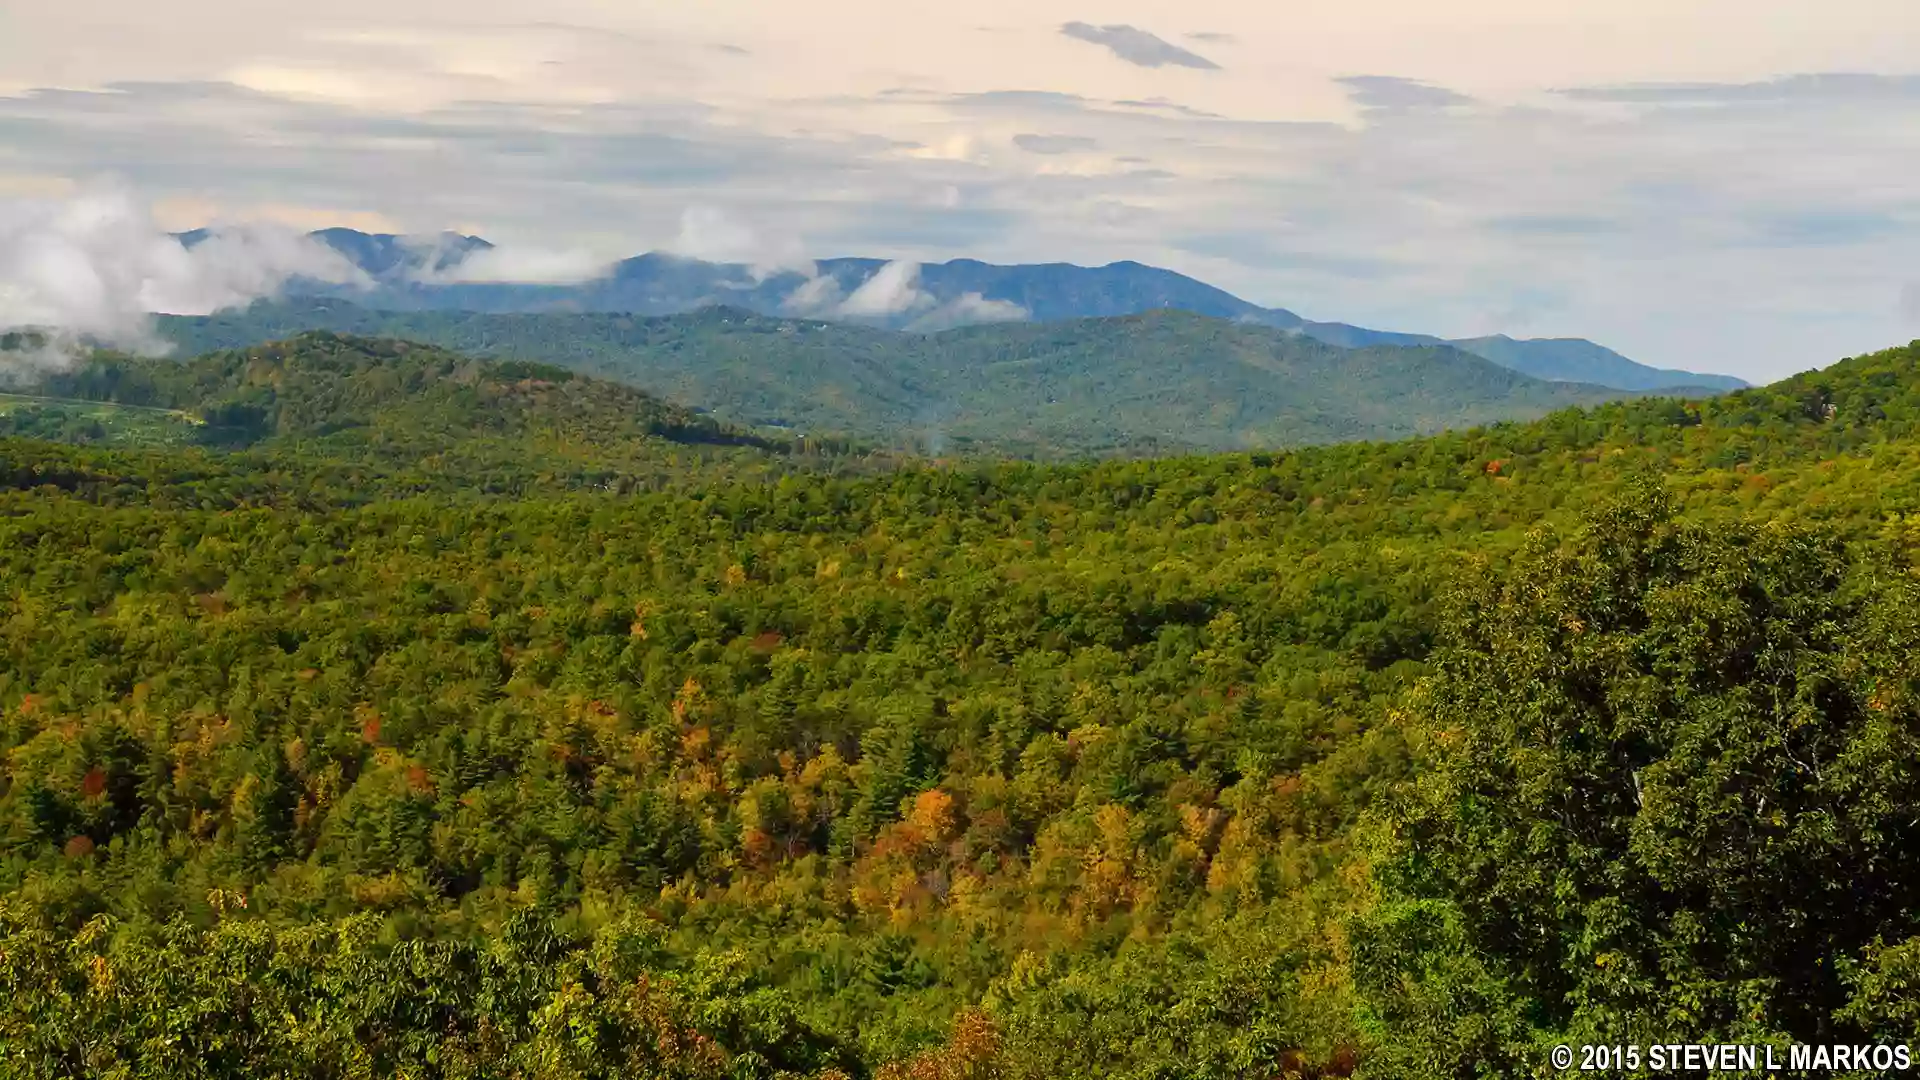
[4,333,1920,1078]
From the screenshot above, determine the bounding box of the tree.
[1356,485,1920,1073]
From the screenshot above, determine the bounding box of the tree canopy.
[2,334,1919,1077]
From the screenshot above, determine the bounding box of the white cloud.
[780,260,1030,328]
[780,273,844,315]
[417,244,614,284]
[906,292,1029,331]
[3,0,1919,379]
[666,205,815,279]
[1059,23,1221,71]
[0,181,367,369]
[836,260,936,318]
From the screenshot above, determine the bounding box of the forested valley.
[4,332,1920,1078]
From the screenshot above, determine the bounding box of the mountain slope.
[25,332,849,496]
[221,227,1746,392]
[158,302,933,437]
[0,391,204,446]
[159,300,1645,456]
[1451,334,1747,392]
[49,332,750,446]
[178,227,493,281]
[307,227,494,280]
[824,256,1279,323]
[898,311,1639,452]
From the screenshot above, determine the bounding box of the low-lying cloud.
[667,205,816,279]
[838,261,933,318]
[0,183,368,370]
[417,245,614,284]
[907,291,1030,332]
[1059,23,1220,70]
[782,259,1028,330]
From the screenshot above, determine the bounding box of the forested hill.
[2,332,878,503]
[4,337,1920,1078]
[158,302,1650,455]
[48,331,763,449]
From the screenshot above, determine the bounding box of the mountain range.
[158,302,1676,457]
[178,227,1747,394]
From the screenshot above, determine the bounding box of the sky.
[2,1,1919,381]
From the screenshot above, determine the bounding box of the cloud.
[780,260,1029,329]
[906,292,1028,331]
[1745,210,1900,248]
[1109,98,1228,119]
[421,245,614,284]
[1484,214,1619,237]
[1169,231,1407,279]
[947,90,1092,112]
[1013,133,1099,154]
[376,232,489,279]
[666,205,816,278]
[0,181,366,369]
[836,260,935,318]
[1059,23,1220,70]
[1337,76,1474,109]
[4,67,1919,380]
[1186,32,1237,44]
[780,274,845,315]
[1559,73,1920,105]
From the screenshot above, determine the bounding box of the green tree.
[1357,486,1920,1073]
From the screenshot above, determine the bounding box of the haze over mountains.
[179,227,1747,395]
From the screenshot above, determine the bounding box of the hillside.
[3,331,1919,1077]
[12,332,871,501]
[48,332,750,448]
[913,312,1638,452]
[0,392,205,446]
[160,301,1645,455]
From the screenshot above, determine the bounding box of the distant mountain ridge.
[159,300,1659,457]
[175,227,1747,394]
